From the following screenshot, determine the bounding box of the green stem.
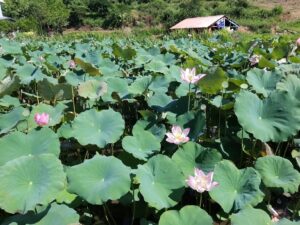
[131,188,136,225]
[275,142,281,155]
[188,83,191,112]
[199,193,203,208]
[71,86,76,116]
[103,205,111,225]
[104,203,117,225]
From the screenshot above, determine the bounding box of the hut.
[170,15,239,32]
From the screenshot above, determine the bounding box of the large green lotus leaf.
[246,68,282,97]
[0,75,20,98]
[147,93,173,111]
[145,60,168,74]
[15,64,55,85]
[158,206,213,225]
[2,202,80,225]
[148,75,169,93]
[136,155,185,210]
[102,77,130,102]
[0,127,60,166]
[71,108,124,147]
[128,76,152,95]
[78,79,108,99]
[112,43,136,60]
[276,219,300,225]
[67,155,131,205]
[258,56,276,69]
[74,57,100,76]
[230,207,272,225]
[271,42,290,60]
[198,67,228,94]
[134,119,166,141]
[174,110,206,141]
[122,124,161,160]
[234,91,300,142]
[0,107,29,134]
[37,79,72,101]
[0,154,66,214]
[277,75,300,103]
[0,95,20,108]
[255,156,300,193]
[209,160,264,213]
[28,103,66,130]
[172,142,222,177]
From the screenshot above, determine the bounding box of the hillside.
[253,0,300,21]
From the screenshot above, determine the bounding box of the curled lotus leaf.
[209,160,264,213]
[255,156,300,193]
[234,91,300,142]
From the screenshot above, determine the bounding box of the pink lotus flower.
[249,54,261,66]
[186,168,218,193]
[69,60,76,69]
[166,125,190,145]
[180,68,206,84]
[34,113,49,126]
[296,38,300,47]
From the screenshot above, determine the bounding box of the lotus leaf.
[0,154,66,214]
[71,108,124,147]
[246,68,282,97]
[234,91,300,142]
[78,79,108,99]
[209,160,264,213]
[136,155,185,210]
[158,206,213,225]
[255,156,300,193]
[230,207,272,225]
[172,142,222,177]
[122,124,161,160]
[0,107,29,134]
[0,127,60,166]
[2,203,79,225]
[67,155,131,205]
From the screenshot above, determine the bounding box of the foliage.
[0,0,290,33]
[0,36,299,224]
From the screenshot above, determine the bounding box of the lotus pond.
[0,36,300,225]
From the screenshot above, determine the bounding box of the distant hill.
[253,0,300,21]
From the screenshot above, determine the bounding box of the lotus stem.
[71,86,76,116]
[199,193,203,208]
[104,203,117,225]
[103,205,111,225]
[188,83,191,112]
[130,187,136,225]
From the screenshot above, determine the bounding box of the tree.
[4,0,70,33]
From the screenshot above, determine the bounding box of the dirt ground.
[253,0,300,21]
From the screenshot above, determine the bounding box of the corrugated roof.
[171,15,225,29]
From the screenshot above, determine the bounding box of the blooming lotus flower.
[34,113,49,126]
[296,38,300,47]
[69,60,76,69]
[186,168,218,193]
[180,68,206,84]
[166,125,190,145]
[249,54,261,66]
